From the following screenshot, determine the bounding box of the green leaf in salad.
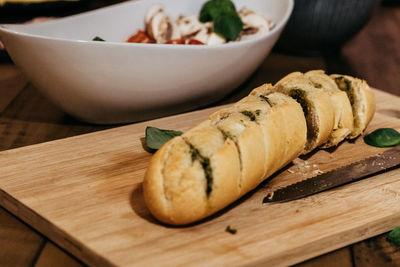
[387,226,400,246]
[199,0,236,22]
[145,126,182,151]
[213,11,244,41]
[199,0,243,41]
[92,36,105,41]
[363,128,400,147]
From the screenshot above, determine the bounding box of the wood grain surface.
[0,89,399,267]
[1,3,400,267]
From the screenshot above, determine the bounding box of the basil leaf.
[199,1,215,22]
[213,11,243,41]
[387,227,400,246]
[199,0,243,41]
[363,128,400,147]
[93,36,105,41]
[199,0,236,22]
[145,126,182,151]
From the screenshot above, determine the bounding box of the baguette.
[143,71,375,225]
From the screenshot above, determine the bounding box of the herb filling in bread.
[334,76,354,105]
[241,110,257,121]
[220,129,234,140]
[289,89,308,116]
[333,76,360,135]
[240,109,262,121]
[259,95,274,107]
[288,88,319,151]
[187,142,213,196]
[312,82,323,89]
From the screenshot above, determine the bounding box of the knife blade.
[263,146,400,204]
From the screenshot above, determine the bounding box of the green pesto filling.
[220,129,234,140]
[189,144,213,196]
[289,89,309,117]
[259,95,274,107]
[334,76,354,105]
[312,82,322,89]
[241,110,256,121]
[289,89,315,146]
[334,76,360,131]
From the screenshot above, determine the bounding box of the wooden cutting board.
[1,89,400,267]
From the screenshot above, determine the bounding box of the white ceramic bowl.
[0,0,293,124]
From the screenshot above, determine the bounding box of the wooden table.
[1,3,400,266]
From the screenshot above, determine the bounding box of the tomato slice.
[187,39,205,45]
[126,31,205,45]
[166,39,186,44]
[126,30,155,43]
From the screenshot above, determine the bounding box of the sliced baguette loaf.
[143,71,375,225]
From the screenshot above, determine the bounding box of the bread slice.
[210,108,268,195]
[330,74,376,138]
[211,88,306,189]
[249,85,307,174]
[263,93,307,168]
[304,70,354,146]
[275,75,335,153]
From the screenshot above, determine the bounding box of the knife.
[263,146,400,204]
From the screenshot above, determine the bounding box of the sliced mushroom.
[146,5,180,43]
[192,22,212,44]
[238,7,274,41]
[176,15,204,38]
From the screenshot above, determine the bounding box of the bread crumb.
[312,169,323,175]
[292,158,322,177]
